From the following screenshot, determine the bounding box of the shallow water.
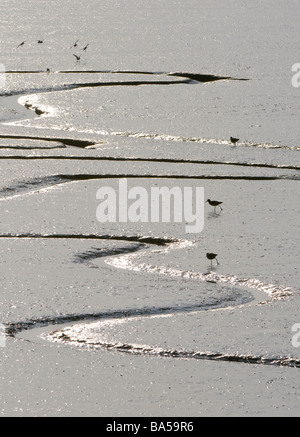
[0,0,300,417]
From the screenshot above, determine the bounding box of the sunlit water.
[1,0,300,417]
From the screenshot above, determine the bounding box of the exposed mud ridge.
[0,134,95,148]
[0,232,177,246]
[73,244,145,268]
[6,69,249,83]
[1,79,189,98]
[0,145,65,150]
[111,131,300,151]
[77,240,296,301]
[106,244,296,302]
[168,72,249,82]
[48,328,300,369]
[1,130,297,152]
[27,173,300,182]
[0,154,299,172]
[6,289,251,337]
[0,175,64,199]
[0,232,293,303]
[4,231,297,368]
[1,172,298,201]
[1,70,249,99]
[0,175,74,200]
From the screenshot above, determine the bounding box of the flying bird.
[73,54,81,61]
[230,136,239,145]
[37,40,43,44]
[82,43,89,51]
[17,41,25,48]
[206,253,219,268]
[70,39,80,49]
[206,199,223,213]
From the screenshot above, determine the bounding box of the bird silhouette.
[206,199,223,213]
[82,43,89,51]
[17,41,25,48]
[230,137,239,145]
[206,253,219,268]
[70,39,80,49]
[37,40,43,44]
[73,54,81,62]
[35,108,44,116]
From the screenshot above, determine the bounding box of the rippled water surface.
[1,0,300,417]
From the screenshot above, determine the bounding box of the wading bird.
[206,199,223,213]
[230,136,239,145]
[206,253,219,268]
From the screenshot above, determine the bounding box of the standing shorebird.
[230,136,239,145]
[206,253,219,268]
[206,199,223,213]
